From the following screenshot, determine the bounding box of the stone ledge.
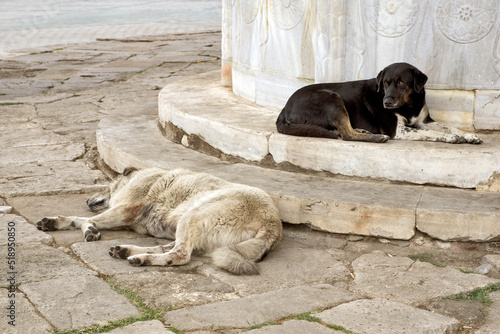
[96,110,500,241]
[158,70,500,189]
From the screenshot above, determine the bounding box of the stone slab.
[210,164,420,240]
[482,254,500,272]
[108,320,174,334]
[111,271,238,309]
[163,284,360,331]
[0,160,107,197]
[1,125,75,148]
[33,98,104,125]
[426,89,475,130]
[350,251,498,307]
[7,193,93,223]
[0,243,95,288]
[428,300,486,327]
[242,319,343,334]
[0,214,53,245]
[417,187,500,241]
[0,289,53,334]
[475,90,500,131]
[0,142,85,164]
[316,298,460,334]
[0,103,36,123]
[475,291,500,334]
[0,90,76,105]
[20,275,140,331]
[269,132,500,189]
[199,239,350,297]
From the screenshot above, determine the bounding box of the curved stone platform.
[96,109,500,242]
[158,71,500,189]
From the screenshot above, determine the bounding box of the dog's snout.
[383,97,397,109]
[87,196,108,212]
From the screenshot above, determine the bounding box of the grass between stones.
[287,312,357,334]
[54,277,179,334]
[50,276,357,334]
[448,283,500,306]
[247,311,356,334]
[408,253,446,268]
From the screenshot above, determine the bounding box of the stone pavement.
[1,32,500,334]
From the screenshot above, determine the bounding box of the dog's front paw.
[36,217,58,231]
[109,245,130,259]
[375,134,390,143]
[443,134,466,144]
[463,133,482,144]
[128,255,150,267]
[84,225,101,242]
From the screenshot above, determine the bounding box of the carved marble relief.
[366,0,419,38]
[436,0,497,44]
[357,0,500,89]
[312,0,347,82]
[226,0,500,115]
[495,31,500,76]
[270,0,306,30]
[234,0,312,78]
[242,0,259,24]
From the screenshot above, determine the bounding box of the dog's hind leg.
[330,99,389,143]
[109,242,175,259]
[127,242,192,267]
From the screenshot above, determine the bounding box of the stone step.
[96,111,500,242]
[158,71,500,189]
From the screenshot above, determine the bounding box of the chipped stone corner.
[477,171,500,192]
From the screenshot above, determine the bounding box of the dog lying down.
[37,167,283,275]
[277,62,482,144]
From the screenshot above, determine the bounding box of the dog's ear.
[122,167,138,176]
[376,69,385,92]
[413,69,428,93]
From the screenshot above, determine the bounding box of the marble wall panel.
[226,0,500,127]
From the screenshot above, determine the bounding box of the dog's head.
[376,62,427,110]
[86,167,139,212]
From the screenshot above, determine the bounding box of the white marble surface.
[225,0,500,129]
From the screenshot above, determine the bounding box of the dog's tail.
[211,227,278,275]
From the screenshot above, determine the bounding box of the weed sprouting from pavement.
[54,277,178,334]
[408,253,446,268]
[448,283,500,306]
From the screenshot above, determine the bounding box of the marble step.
[158,70,500,189]
[96,111,500,242]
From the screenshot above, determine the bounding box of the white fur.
[394,104,482,144]
[37,168,282,275]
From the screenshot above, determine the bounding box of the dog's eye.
[398,81,405,86]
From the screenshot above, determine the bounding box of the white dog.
[37,167,282,275]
